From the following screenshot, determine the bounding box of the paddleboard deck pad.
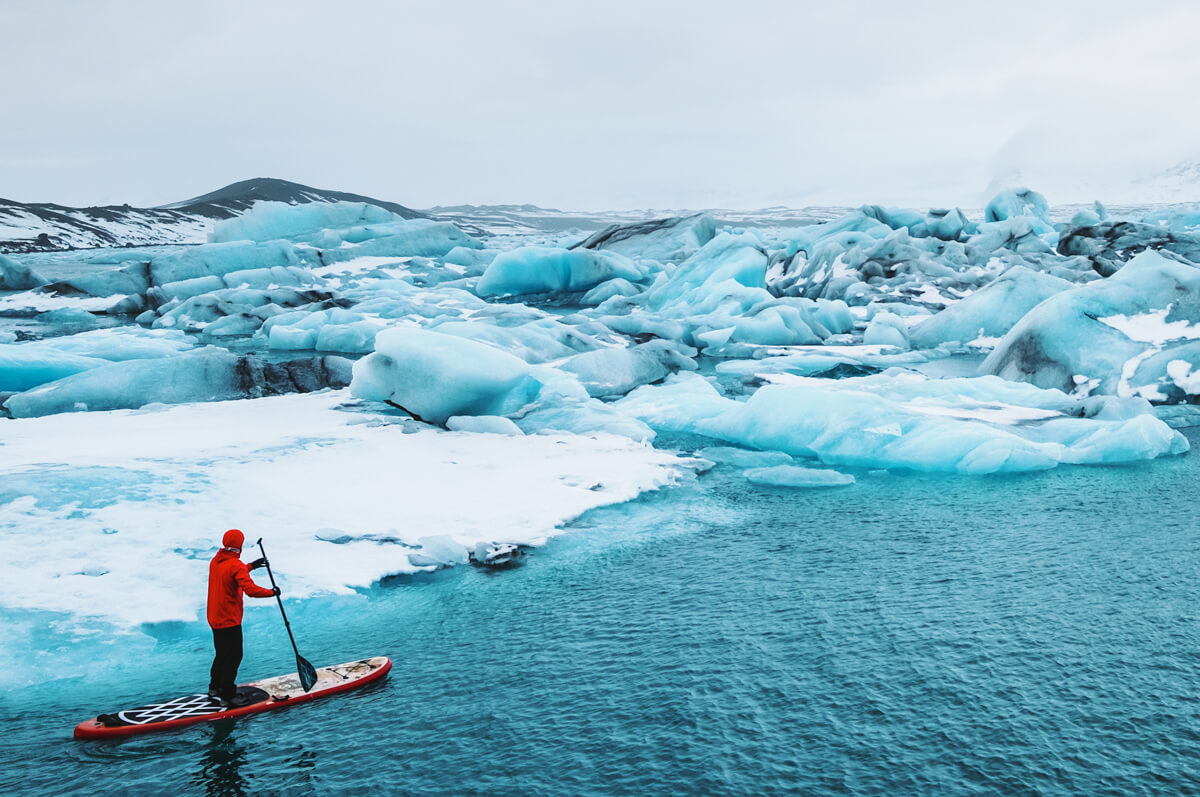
[74,656,391,739]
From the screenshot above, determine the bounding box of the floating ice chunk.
[261,308,383,353]
[862,312,910,349]
[432,316,604,364]
[152,284,335,333]
[714,345,938,382]
[557,340,697,398]
[351,327,544,424]
[983,250,1200,397]
[812,299,854,334]
[150,241,302,285]
[744,465,855,488]
[312,220,483,263]
[965,217,1055,265]
[446,415,524,435]
[315,319,385,353]
[5,348,240,417]
[3,349,351,418]
[571,213,717,263]
[908,266,1072,349]
[38,327,195,361]
[34,306,101,330]
[209,201,399,243]
[1058,219,1200,277]
[616,372,1186,474]
[1128,341,1200,402]
[477,246,643,297]
[209,201,483,261]
[38,261,151,299]
[514,392,656,441]
[644,232,768,310]
[0,254,46,290]
[985,188,1053,233]
[927,208,968,241]
[696,446,794,469]
[0,328,196,392]
[444,246,497,272]
[580,278,641,305]
[0,347,106,392]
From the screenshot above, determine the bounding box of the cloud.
[1,0,1197,208]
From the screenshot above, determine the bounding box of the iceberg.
[446,415,524,435]
[558,340,697,398]
[984,188,1053,233]
[1057,220,1200,277]
[743,465,855,488]
[0,254,45,290]
[983,250,1200,398]
[643,232,768,309]
[432,316,608,364]
[0,346,105,392]
[862,312,910,349]
[696,446,795,469]
[209,201,482,262]
[616,372,1186,474]
[0,328,195,392]
[209,201,399,244]
[571,213,717,264]
[4,349,352,418]
[477,246,644,297]
[908,266,1072,349]
[351,327,545,424]
[149,241,303,285]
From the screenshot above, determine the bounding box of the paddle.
[255,538,318,692]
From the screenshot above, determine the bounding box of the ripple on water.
[3,431,1200,795]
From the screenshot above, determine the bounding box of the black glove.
[272,586,281,596]
[247,558,266,571]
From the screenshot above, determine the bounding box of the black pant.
[209,625,243,702]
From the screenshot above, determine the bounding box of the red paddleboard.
[74,656,391,740]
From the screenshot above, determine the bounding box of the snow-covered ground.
[0,391,693,629]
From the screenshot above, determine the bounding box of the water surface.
[2,431,1199,795]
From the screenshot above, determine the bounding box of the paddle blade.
[297,655,318,692]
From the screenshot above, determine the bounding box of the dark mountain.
[161,177,426,220]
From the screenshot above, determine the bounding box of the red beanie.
[222,529,244,550]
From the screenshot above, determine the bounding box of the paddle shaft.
[255,539,303,663]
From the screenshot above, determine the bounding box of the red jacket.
[207,549,275,629]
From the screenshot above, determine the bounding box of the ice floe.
[0,391,693,628]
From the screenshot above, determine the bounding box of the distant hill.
[0,177,430,253]
[161,177,425,220]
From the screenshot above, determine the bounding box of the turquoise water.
[3,431,1200,795]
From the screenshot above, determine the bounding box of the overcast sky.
[2,1,1198,210]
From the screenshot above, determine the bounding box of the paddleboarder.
[207,529,278,707]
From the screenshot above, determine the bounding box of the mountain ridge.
[0,178,430,253]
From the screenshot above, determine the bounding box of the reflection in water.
[193,721,321,796]
[194,722,247,797]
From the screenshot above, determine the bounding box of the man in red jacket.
[207,529,277,707]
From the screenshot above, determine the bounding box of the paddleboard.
[74,656,391,739]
